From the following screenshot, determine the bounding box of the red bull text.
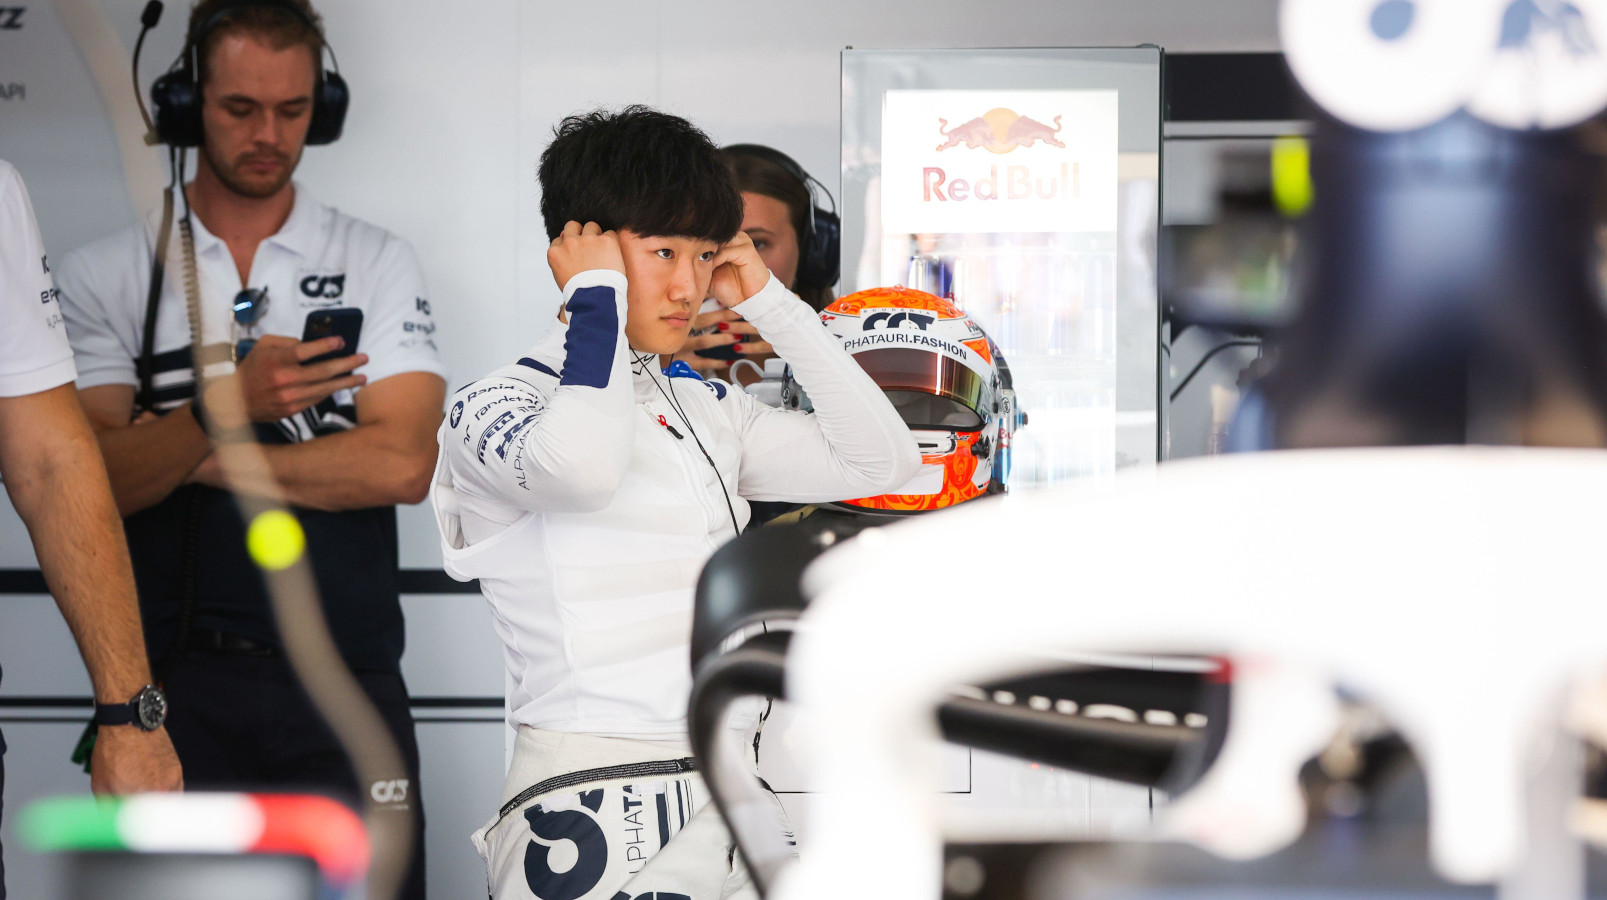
[922,162,1081,202]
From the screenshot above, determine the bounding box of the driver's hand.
[548,221,625,291]
[708,232,771,309]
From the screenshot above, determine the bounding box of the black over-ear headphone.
[149,0,347,148]
[723,144,840,291]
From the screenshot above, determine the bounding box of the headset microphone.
[133,1,163,144]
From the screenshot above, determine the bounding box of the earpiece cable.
[633,351,743,537]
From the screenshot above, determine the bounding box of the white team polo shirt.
[0,160,76,398]
[56,182,444,434]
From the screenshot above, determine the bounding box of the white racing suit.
[473,728,793,900]
[432,269,920,899]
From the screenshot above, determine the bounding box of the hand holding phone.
[674,307,775,375]
[692,308,772,359]
[215,327,369,427]
[301,308,364,365]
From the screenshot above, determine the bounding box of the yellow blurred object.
[247,509,306,571]
[1272,136,1314,218]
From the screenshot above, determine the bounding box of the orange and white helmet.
[818,286,1021,515]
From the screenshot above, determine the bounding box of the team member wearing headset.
[432,107,918,900]
[55,2,442,895]
[669,144,841,378]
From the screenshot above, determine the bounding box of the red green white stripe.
[21,793,368,886]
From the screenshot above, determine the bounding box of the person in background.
[0,158,183,900]
[54,2,442,896]
[668,143,840,381]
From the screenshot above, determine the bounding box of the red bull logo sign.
[880,90,1119,235]
[936,108,1065,153]
[923,108,1080,204]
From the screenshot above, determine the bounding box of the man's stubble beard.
[202,141,300,200]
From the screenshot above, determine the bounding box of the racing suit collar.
[523,317,660,403]
[627,349,666,403]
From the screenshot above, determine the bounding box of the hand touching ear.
[548,221,625,291]
[708,232,772,309]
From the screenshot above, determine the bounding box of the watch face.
[136,686,168,731]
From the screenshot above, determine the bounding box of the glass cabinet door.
[842,48,1162,487]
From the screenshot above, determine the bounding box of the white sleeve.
[442,270,635,514]
[354,235,447,387]
[0,164,76,397]
[724,275,921,503]
[55,238,143,391]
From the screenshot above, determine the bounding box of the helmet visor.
[853,347,989,430]
[886,391,983,430]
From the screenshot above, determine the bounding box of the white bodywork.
[773,447,1607,900]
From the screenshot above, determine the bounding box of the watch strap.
[93,700,139,727]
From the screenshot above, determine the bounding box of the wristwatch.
[94,684,168,732]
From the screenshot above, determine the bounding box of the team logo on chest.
[298,271,346,306]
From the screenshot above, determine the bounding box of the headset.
[147,0,348,148]
[722,144,840,291]
[128,0,348,410]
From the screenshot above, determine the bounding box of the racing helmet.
[818,286,1021,514]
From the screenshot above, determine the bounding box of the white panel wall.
[0,0,1280,895]
[517,0,1281,347]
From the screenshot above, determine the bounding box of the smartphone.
[695,340,743,362]
[301,308,364,365]
[693,313,745,361]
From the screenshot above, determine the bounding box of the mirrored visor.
[885,392,983,430]
[853,347,989,430]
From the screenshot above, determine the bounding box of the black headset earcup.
[306,68,348,145]
[150,69,205,148]
[795,205,840,290]
[724,142,840,290]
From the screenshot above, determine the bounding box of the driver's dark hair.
[539,105,743,243]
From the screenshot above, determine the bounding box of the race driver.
[431,106,919,900]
